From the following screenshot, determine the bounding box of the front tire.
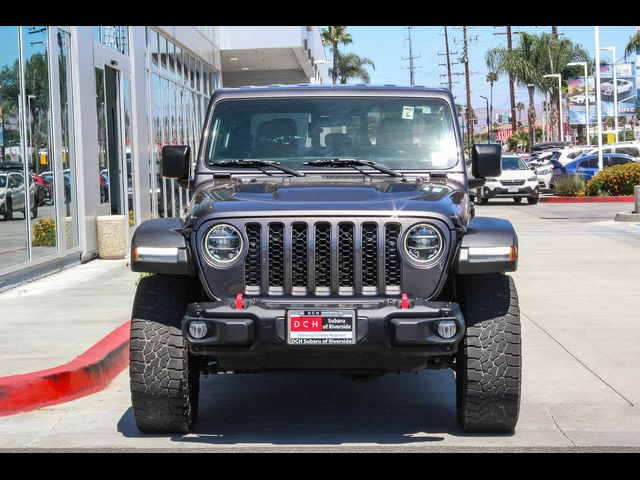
[455,274,521,433]
[513,197,522,204]
[129,274,199,434]
[3,197,13,221]
[527,195,539,205]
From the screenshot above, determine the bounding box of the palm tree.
[487,32,544,152]
[624,30,640,58]
[321,26,353,84]
[516,102,525,124]
[332,52,375,84]
[536,32,590,142]
[486,71,498,134]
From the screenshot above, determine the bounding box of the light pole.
[543,74,563,143]
[27,94,36,171]
[480,95,490,143]
[567,61,590,145]
[594,27,604,171]
[600,46,619,143]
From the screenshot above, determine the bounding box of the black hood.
[188,177,470,230]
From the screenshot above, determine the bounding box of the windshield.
[204,97,459,171]
[502,156,528,170]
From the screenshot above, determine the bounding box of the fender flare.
[131,218,194,276]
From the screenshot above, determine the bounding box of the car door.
[8,173,25,210]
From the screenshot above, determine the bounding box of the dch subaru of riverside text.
[129,85,522,434]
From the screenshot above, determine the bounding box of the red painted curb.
[540,196,634,203]
[0,320,130,416]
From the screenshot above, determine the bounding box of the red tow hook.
[235,293,244,310]
[400,293,409,309]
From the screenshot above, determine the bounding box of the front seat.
[375,118,415,157]
[253,118,299,158]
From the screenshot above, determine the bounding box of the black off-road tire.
[455,274,521,433]
[478,197,489,205]
[527,195,539,205]
[129,274,199,434]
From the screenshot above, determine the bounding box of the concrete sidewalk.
[0,259,139,377]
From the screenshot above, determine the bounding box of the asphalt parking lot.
[1,201,640,452]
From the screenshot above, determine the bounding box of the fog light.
[437,320,457,339]
[189,321,208,339]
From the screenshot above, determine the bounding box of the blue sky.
[333,26,638,117]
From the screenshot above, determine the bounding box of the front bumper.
[481,183,539,198]
[182,298,465,373]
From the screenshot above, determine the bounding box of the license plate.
[287,310,355,345]
[507,187,519,193]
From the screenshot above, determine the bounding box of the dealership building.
[0,26,328,288]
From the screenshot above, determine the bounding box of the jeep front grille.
[243,220,402,296]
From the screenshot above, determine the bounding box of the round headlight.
[403,223,444,267]
[202,224,243,267]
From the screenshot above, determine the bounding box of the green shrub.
[583,162,640,196]
[32,217,56,247]
[553,174,585,197]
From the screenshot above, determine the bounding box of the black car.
[129,85,522,434]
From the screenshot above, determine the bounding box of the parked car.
[129,84,523,434]
[564,153,637,182]
[535,158,566,192]
[471,154,539,204]
[555,146,595,166]
[574,142,640,163]
[0,171,38,220]
[30,173,52,206]
[527,150,558,170]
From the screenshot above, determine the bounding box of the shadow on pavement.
[117,369,512,445]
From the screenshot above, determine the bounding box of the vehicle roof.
[212,84,455,101]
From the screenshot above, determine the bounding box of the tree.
[624,30,640,59]
[321,26,353,84]
[536,32,589,142]
[516,102,525,124]
[486,71,498,136]
[332,52,375,84]
[487,32,544,152]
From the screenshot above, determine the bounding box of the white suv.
[471,155,540,205]
[0,171,38,220]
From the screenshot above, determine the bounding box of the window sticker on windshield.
[431,152,448,167]
[420,106,431,114]
[402,106,415,120]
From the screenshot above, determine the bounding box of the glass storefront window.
[94,26,128,56]
[57,29,79,249]
[122,77,135,231]
[145,28,219,219]
[0,26,29,270]
[95,67,109,205]
[23,26,57,260]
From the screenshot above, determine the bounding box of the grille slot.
[338,223,354,288]
[361,223,378,288]
[314,223,331,288]
[291,223,308,288]
[245,224,261,288]
[244,220,405,296]
[384,224,402,289]
[268,224,284,289]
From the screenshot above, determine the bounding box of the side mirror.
[161,145,190,180]
[471,143,502,178]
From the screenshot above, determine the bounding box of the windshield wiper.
[214,159,305,177]
[304,158,404,178]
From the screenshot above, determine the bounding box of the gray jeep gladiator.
[129,85,521,434]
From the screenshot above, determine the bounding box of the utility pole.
[402,26,421,86]
[493,27,519,136]
[463,26,474,145]
[444,26,453,90]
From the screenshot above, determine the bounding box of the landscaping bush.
[32,217,56,247]
[553,174,585,197]
[583,162,640,196]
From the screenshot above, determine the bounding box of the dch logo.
[291,316,322,331]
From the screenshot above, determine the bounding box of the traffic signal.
[498,114,503,123]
